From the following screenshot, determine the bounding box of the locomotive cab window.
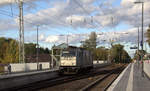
[62,52,76,57]
[61,51,76,60]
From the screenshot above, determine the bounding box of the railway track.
[80,65,125,91]
[4,64,126,91]
[40,64,126,91]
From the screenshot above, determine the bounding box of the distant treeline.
[81,32,131,63]
[92,44,131,63]
[0,37,50,64]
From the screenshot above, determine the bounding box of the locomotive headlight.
[72,63,74,65]
[61,63,64,65]
[72,62,76,66]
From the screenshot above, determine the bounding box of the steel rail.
[79,66,125,91]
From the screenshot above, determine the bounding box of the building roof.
[52,43,85,50]
[53,43,68,49]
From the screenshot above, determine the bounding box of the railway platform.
[0,63,110,90]
[108,62,150,91]
[0,68,58,79]
[0,68,59,90]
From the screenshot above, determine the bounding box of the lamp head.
[134,1,144,4]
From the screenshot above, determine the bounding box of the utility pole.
[67,34,69,46]
[134,1,144,77]
[109,39,114,63]
[141,2,144,54]
[18,0,25,63]
[141,2,144,77]
[138,27,139,53]
[36,25,39,70]
[137,27,140,65]
[66,15,73,47]
[51,48,54,68]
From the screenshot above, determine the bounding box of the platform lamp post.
[134,1,144,77]
[36,25,40,70]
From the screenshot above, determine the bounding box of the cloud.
[36,33,88,45]
[45,35,60,43]
[1,0,150,30]
[39,34,44,40]
[121,0,135,7]
[0,0,16,6]
[20,0,98,29]
[0,0,43,6]
[0,19,17,31]
[38,27,145,47]
[0,0,150,43]
[93,0,150,28]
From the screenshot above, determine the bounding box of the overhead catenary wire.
[0,8,36,25]
[0,0,116,45]
[73,0,104,30]
[0,1,98,47]
[23,3,69,34]
[0,1,43,26]
[0,11,14,17]
[25,0,98,33]
[23,2,79,34]
[25,3,77,39]
[0,1,69,35]
[10,0,14,17]
[0,1,95,34]
[0,9,18,18]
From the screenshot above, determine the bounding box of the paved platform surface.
[0,63,109,79]
[0,68,58,79]
[108,62,150,91]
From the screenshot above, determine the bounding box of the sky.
[0,0,150,57]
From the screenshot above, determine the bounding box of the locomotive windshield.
[62,51,76,57]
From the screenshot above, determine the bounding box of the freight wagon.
[59,46,93,74]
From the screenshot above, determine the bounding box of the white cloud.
[1,0,150,30]
[80,0,95,4]
[0,0,150,44]
[39,27,145,47]
[45,35,60,43]
[39,33,88,45]
[0,0,41,6]
[121,0,135,7]
[0,19,17,30]
[92,0,150,28]
[39,34,44,40]
[0,0,16,5]
[11,0,99,30]
[66,15,84,23]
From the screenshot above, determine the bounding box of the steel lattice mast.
[18,0,25,63]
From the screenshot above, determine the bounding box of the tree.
[81,32,97,49]
[121,50,131,63]
[44,48,50,54]
[81,32,97,60]
[110,44,131,63]
[25,43,36,55]
[0,37,50,64]
[25,43,50,55]
[93,47,108,60]
[0,37,7,63]
[89,32,97,49]
[0,38,19,63]
[133,50,146,60]
[4,40,19,63]
[146,24,150,46]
